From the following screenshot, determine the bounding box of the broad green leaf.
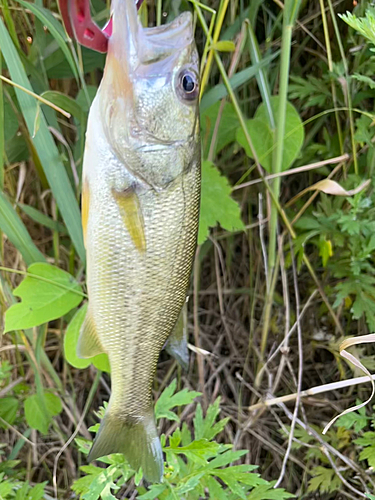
[198,161,244,244]
[76,86,98,113]
[45,392,62,417]
[15,0,78,81]
[24,391,61,434]
[45,46,105,79]
[4,263,83,332]
[155,379,200,422]
[41,91,85,123]
[64,303,111,373]
[5,134,29,164]
[3,93,18,142]
[201,102,239,156]
[0,397,19,427]
[236,97,304,172]
[0,18,85,261]
[0,191,45,265]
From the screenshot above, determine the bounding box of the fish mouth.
[108,0,194,68]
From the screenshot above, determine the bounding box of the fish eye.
[177,68,199,102]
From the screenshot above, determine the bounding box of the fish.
[78,0,201,483]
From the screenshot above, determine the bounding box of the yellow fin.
[77,309,105,358]
[112,187,146,252]
[82,179,90,247]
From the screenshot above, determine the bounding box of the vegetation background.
[1,0,375,498]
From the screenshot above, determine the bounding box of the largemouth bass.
[78,0,200,483]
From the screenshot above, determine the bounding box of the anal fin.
[77,309,105,358]
[166,300,189,371]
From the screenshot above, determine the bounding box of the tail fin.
[87,408,163,483]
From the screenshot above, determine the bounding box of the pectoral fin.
[112,187,146,252]
[166,301,189,371]
[77,309,105,358]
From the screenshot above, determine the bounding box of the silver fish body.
[78,0,200,482]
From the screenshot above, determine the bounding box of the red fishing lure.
[58,0,143,52]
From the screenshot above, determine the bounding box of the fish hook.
[58,0,144,53]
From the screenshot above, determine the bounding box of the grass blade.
[200,51,280,112]
[18,203,68,235]
[0,192,45,265]
[0,17,85,262]
[0,53,4,190]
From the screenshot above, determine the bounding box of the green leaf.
[353,73,375,90]
[236,96,304,172]
[319,237,333,267]
[24,391,62,434]
[200,51,280,112]
[4,263,83,332]
[0,17,85,261]
[17,203,67,234]
[155,379,201,422]
[64,303,111,373]
[198,161,244,244]
[354,115,374,146]
[3,93,18,142]
[81,468,120,500]
[194,398,228,440]
[27,482,47,500]
[45,392,63,417]
[336,402,369,432]
[0,191,45,265]
[359,445,375,468]
[307,466,341,494]
[15,0,78,81]
[206,449,248,470]
[204,477,228,500]
[0,397,19,427]
[137,484,167,499]
[201,102,239,156]
[165,438,220,465]
[247,481,295,499]
[210,40,236,52]
[76,86,98,113]
[339,9,375,47]
[41,91,86,123]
